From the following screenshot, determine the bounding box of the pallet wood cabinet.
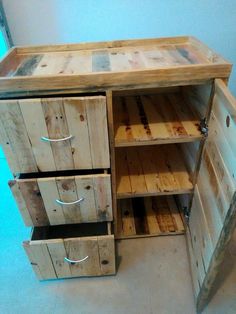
[0,36,235,312]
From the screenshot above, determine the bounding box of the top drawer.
[0,95,110,174]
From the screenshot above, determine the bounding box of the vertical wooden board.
[42,98,74,171]
[47,240,71,278]
[126,147,147,195]
[121,198,136,236]
[138,147,159,193]
[188,196,206,285]
[115,148,132,195]
[125,96,149,141]
[153,146,178,192]
[168,93,200,137]
[140,94,170,139]
[63,98,92,169]
[0,100,38,173]
[0,117,20,175]
[197,163,223,247]
[64,237,100,277]
[208,114,236,187]
[56,177,81,223]
[86,96,110,168]
[37,178,66,225]
[186,229,200,299]
[190,186,214,271]
[167,196,185,231]
[23,241,43,280]
[18,180,49,226]
[93,175,113,221]
[98,235,115,275]
[163,145,193,191]
[203,149,230,220]
[8,180,33,226]
[19,98,56,172]
[74,175,97,222]
[23,241,56,280]
[144,197,160,234]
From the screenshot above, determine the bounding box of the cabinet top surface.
[0,36,232,96]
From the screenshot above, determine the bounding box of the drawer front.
[23,235,115,280]
[10,174,113,226]
[0,95,110,174]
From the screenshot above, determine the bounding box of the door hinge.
[199,118,208,137]
[183,206,190,224]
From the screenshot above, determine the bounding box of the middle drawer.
[10,172,113,226]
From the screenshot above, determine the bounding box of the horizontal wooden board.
[0,37,231,95]
[116,144,193,198]
[116,195,185,239]
[113,92,202,146]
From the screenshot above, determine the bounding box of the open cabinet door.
[187,79,236,313]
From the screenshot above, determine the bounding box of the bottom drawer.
[23,222,115,280]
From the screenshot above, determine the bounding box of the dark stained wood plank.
[14,55,43,76]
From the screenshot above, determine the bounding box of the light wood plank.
[18,180,49,226]
[42,98,74,170]
[0,100,38,173]
[98,235,115,275]
[145,197,160,234]
[121,198,136,236]
[9,180,33,226]
[37,177,66,225]
[56,177,81,223]
[86,96,110,168]
[63,97,92,169]
[24,241,56,280]
[47,240,71,278]
[19,98,56,171]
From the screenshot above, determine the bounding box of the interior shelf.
[116,144,193,199]
[116,195,185,239]
[113,92,202,147]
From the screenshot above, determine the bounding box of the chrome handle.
[64,256,89,264]
[41,135,73,142]
[55,197,84,205]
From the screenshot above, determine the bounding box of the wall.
[2,0,236,94]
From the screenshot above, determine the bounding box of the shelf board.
[116,195,185,239]
[113,92,202,147]
[116,144,193,198]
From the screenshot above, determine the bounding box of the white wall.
[2,0,236,94]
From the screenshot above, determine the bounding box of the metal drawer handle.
[41,135,73,142]
[56,197,84,205]
[64,256,89,264]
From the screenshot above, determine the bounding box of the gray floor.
[0,152,235,314]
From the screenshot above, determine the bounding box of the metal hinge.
[199,118,208,137]
[183,206,190,224]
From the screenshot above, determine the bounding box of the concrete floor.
[0,151,235,314]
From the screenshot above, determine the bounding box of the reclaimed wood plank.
[98,235,115,275]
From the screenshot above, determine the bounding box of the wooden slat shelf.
[116,144,193,198]
[113,92,203,147]
[116,195,185,239]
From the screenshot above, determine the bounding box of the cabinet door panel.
[188,79,236,312]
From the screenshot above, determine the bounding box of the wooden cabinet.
[0,36,235,312]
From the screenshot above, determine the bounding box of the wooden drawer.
[0,95,110,174]
[23,223,115,280]
[10,172,112,226]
